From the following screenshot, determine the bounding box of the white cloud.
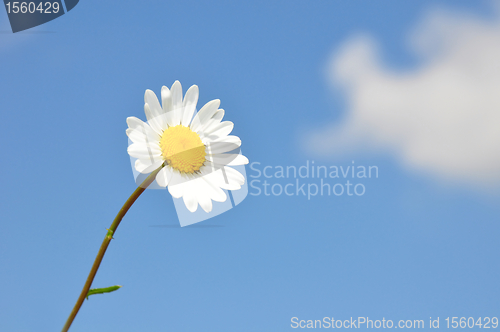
[307,8,500,187]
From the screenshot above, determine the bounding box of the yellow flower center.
[159,125,206,174]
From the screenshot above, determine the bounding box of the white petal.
[170,81,183,126]
[203,134,241,147]
[168,184,184,198]
[197,188,213,213]
[126,117,160,141]
[188,176,214,212]
[199,109,225,133]
[127,143,162,159]
[181,85,199,126]
[206,154,249,166]
[212,135,241,144]
[144,103,165,135]
[156,167,172,187]
[144,89,163,115]
[224,167,245,185]
[224,166,245,184]
[204,121,234,139]
[144,90,167,134]
[227,154,249,166]
[205,139,241,155]
[161,86,175,127]
[126,127,159,144]
[182,190,198,212]
[201,176,227,202]
[215,167,245,190]
[201,165,244,190]
[161,86,172,112]
[129,142,162,153]
[190,99,220,133]
[135,159,163,174]
[167,171,187,198]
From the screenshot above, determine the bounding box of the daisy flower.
[126,81,249,213]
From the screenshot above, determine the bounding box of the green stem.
[61,164,165,332]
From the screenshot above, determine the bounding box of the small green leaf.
[86,285,122,300]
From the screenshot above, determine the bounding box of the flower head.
[126,81,249,212]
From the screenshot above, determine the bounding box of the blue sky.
[1,1,499,331]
